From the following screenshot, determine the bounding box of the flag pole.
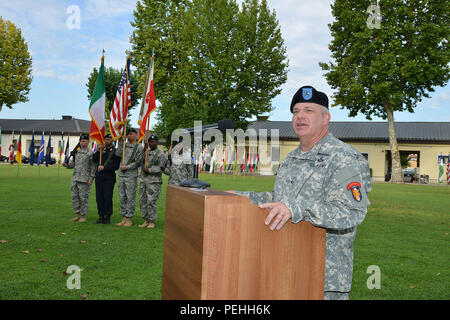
[144,108,150,168]
[121,109,128,166]
[100,50,106,166]
[120,52,129,165]
[143,49,155,168]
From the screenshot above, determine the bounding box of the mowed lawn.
[0,164,448,300]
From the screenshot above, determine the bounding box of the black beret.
[128,128,137,134]
[105,134,112,139]
[148,134,158,141]
[79,134,89,141]
[290,85,329,112]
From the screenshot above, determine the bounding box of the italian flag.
[89,55,106,145]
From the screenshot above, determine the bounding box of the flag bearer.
[63,134,96,222]
[137,134,169,229]
[92,134,121,224]
[115,128,143,227]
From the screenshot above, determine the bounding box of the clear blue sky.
[1,0,449,130]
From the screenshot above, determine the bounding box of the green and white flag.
[438,154,444,183]
[89,54,106,145]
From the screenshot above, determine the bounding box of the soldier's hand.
[62,162,68,167]
[144,143,148,151]
[98,144,104,150]
[160,166,165,171]
[87,180,92,186]
[143,168,150,174]
[121,135,126,142]
[120,165,128,171]
[98,165,105,171]
[259,202,292,231]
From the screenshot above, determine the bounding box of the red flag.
[9,130,15,163]
[137,54,156,143]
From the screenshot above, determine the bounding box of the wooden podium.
[162,185,326,300]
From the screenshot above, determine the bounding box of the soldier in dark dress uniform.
[92,134,121,224]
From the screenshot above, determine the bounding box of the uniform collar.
[293,132,333,160]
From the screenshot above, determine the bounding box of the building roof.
[248,120,450,144]
[0,116,91,135]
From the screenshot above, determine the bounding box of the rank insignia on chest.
[347,182,362,202]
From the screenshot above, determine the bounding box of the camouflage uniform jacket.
[138,148,169,184]
[236,133,371,292]
[166,162,194,185]
[166,143,194,185]
[67,148,96,183]
[116,141,143,178]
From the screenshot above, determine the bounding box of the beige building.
[0,116,146,164]
[248,119,450,183]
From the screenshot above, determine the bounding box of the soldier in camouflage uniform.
[165,138,194,185]
[233,86,371,300]
[137,134,169,228]
[63,134,96,222]
[115,128,143,227]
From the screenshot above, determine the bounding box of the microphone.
[184,119,233,134]
[179,119,234,189]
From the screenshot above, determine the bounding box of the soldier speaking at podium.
[233,85,372,300]
[92,134,121,224]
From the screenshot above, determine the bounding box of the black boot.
[94,216,104,224]
[102,216,111,224]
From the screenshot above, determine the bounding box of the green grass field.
[0,164,448,300]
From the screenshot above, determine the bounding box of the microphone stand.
[179,125,210,189]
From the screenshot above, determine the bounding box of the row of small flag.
[438,153,450,184]
[2,129,71,166]
[197,145,260,174]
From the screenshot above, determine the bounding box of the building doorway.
[384,150,421,182]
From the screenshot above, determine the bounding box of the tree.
[0,17,33,112]
[320,0,449,183]
[86,65,139,131]
[129,0,288,142]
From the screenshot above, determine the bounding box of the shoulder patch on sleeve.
[347,182,362,202]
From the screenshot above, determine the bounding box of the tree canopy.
[320,0,449,182]
[0,17,33,112]
[129,0,288,140]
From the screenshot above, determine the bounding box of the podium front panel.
[162,185,326,300]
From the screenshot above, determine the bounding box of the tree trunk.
[385,103,403,183]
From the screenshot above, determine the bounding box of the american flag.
[109,56,131,141]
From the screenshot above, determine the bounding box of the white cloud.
[83,0,138,20]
